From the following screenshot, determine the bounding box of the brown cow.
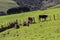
[28,17,35,24]
[23,21,29,26]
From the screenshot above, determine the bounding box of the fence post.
[49,15,51,21]
[53,15,56,20]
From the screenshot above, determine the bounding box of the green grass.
[0,8,60,40]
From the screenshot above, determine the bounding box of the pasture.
[0,8,60,40]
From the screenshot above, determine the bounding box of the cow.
[14,24,19,29]
[8,22,15,28]
[28,17,36,24]
[14,20,19,29]
[39,15,48,22]
[10,20,19,29]
[23,21,29,26]
[8,20,19,29]
[0,20,19,32]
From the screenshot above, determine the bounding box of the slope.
[0,8,60,40]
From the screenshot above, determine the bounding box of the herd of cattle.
[0,15,48,32]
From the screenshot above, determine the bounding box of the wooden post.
[53,15,56,20]
[19,20,22,25]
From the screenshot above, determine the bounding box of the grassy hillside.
[49,4,60,9]
[0,8,60,40]
[0,0,18,12]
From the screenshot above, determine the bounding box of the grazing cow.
[14,20,19,29]
[39,15,48,22]
[7,23,15,29]
[8,22,15,28]
[28,17,35,24]
[23,21,29,26]
[0,20,19,32]
[14,24,19,29]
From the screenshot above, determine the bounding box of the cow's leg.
[31,20,32,23]
[44,18,46,21]
[28,20,32,23]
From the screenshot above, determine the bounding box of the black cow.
[14,24,19,29]
[0,20,19,32]
[39,15,48,22]
[6,20,19,29]
[8,22,15,28]
[14,20,19,29]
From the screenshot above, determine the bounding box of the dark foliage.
[7,7,30,14]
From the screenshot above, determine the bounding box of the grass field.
[0,8,60,40]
